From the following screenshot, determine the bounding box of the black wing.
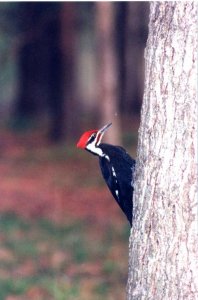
[99,144,135,226]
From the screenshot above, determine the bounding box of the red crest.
[77,130,97,149]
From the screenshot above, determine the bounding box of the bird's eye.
[88,133,96,143]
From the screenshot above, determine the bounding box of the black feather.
[98,143,135,226]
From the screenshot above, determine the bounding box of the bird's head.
[77,123,112,156]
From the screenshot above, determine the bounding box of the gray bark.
[127,2,198,300]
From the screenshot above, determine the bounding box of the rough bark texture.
[127,2,197,300]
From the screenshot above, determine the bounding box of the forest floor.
[0,126,137,300]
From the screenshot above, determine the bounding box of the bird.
[76,122,136,226]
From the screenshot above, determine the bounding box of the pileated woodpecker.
[77,123,135,226]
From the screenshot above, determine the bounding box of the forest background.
[0,3,149,299]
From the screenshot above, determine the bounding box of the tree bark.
[95,2,121,145]
[127,2,197,300]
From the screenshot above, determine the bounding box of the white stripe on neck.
[86,141,110,161]
[86,142,103,157]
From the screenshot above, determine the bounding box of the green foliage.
[93,281,109,297]
[50,280,80,300]
[0,212,30,232]
[0,213,129,299]
[0,278,29,299]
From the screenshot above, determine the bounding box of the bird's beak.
[98,122,112,135]
[96,122,112,146]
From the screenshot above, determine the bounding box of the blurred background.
[0,2,149,300]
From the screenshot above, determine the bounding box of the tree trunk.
[124,2,149,115]
[60,3,79,141]
[15,3,49,121]
[46,4,64,141]
[127,2,197,300]
[15,3,65,140]
[95,2,121,145]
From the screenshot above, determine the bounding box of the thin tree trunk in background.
[14,3,65,141]
[95,2,121,145]
[15,3,48,122]
[61,3,79,140]
[47,4,64,141]
[116,3,127,115]
[127,2,197,299]
[124,2,149,115]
